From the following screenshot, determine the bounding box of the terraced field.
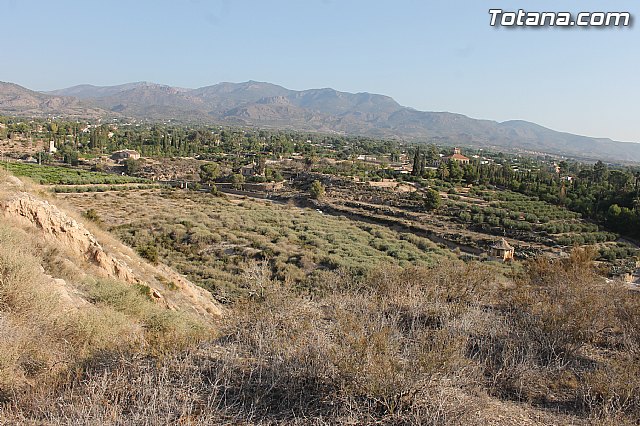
[60,189,452,302]
[6,162,147,185]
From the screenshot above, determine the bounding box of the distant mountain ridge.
[1,80,639,163]
[0,82,106,118]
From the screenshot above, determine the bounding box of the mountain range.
[1,80,639,163]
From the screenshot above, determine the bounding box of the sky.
[2,0,639,142]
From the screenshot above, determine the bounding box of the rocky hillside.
[0,173,222,320]
[0,172,227,417]
[0,81,108,119]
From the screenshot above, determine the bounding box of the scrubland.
[0,222,209,411]
[61,189,452,302]
[1,182,639,425]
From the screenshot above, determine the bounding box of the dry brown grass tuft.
[470,248,640,421]
[0,221,211,410]
[5,250,637,424]
[0,224,66,400]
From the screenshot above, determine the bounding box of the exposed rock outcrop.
[1,191,223,319]
[3,193,137,283]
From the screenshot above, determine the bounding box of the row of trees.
[1,117,405,163]
[477,160,640,238]
[402,151,640,239]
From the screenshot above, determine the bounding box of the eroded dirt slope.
[0,174,222,320]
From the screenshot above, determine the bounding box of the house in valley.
[443,147,470,165]
[490,238,515,262]
[111,149,141,162]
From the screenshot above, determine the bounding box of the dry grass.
[6,253,637,424]
[1,260,494,424]
[470,249,640,422]
[0,221,210,407]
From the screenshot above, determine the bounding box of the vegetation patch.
[61,189,451,302]
[6,162,147,185]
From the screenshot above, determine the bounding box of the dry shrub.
[205,261,490,422]
[323,262,491,415]
[0,225,65,399]
[579,353,640,422]
[473,247,640,421]
[578,282,640,421]
[0,222,210,410]
[2,261,492,424]
[328,297,475,417]
[611,288,640,352]
[220,287,337,418]
[475,251,604,404]
[1,351,225,425]
[511,249,611,363]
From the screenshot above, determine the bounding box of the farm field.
[58,174,639,294]
[59,189,453,302]
[439,187,616,247]
[321,177,638,269]
[5,162,147,185]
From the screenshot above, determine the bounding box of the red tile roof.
[446,153,469,161]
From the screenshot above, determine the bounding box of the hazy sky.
[2,0,639,142]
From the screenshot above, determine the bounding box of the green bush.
[82,209,101,223]
[137,244,159,264]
